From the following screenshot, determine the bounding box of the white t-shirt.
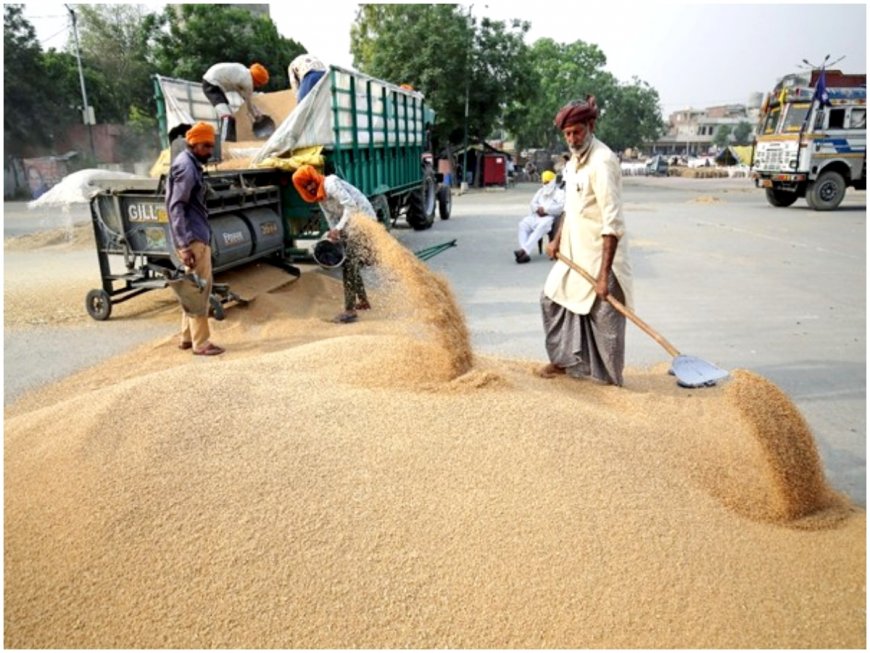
[203,63,254,102]
[319,176,376,231]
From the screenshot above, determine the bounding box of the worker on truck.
[287,53,327,103]
[201,62,269,143]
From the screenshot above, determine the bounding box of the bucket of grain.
[312,239,345,269]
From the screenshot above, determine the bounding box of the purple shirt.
[166,149,211,249]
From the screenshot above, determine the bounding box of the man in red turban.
[538,96,635,386]
[554,95,600,131]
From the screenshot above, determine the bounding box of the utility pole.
[66,4,96,160]
[460,4,473,194]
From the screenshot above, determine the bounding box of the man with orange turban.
[165,121,225,356]
[202,62,269,142]
[292,165,378,323]
[539,95,634,386]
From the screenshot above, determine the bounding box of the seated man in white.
[514,170,565,263]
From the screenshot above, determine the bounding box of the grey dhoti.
[540,273,626,386]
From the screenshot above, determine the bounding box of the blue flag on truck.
[814,68,831,107]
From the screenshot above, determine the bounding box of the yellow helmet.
[541,170,556,184]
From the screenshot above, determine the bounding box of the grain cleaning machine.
[85,170,298,321]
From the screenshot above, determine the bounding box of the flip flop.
[193,343,225,356]
[332,312,358,324]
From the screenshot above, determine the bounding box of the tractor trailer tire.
[406,172,437,231]
[764,187,799,207]
[807,170,847,211]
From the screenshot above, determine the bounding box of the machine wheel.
[371,194,392,231]
[209,295,225,321]
[437,185,452,220]
[807,170,847,211]
[764,187,798,207]
[85,289,112,321]
[406,170,437,231]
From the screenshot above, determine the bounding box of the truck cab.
[752,69,866,210]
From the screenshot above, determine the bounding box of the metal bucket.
[252,115,276,139]
[312,239,345,269]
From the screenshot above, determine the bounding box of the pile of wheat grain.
[4,213,864,649]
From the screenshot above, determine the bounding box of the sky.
[21,1,868,117]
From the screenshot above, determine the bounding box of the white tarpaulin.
[250,65,428,165]
[27,169,149,208]
[155,75,244,135]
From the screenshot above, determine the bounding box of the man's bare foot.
[537,363,566,378]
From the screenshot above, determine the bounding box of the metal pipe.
[460,4,473,193]
[66,4,96,159]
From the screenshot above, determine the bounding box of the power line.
[38,26,70,47]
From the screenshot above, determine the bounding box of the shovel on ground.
[556,253,729,388]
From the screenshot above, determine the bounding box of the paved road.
[3,177,866,505]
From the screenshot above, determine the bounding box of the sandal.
[354,300,371,311]
[536,363,565,378]
[193,343,225,356]
[332,311,358,324]
[178,340,193,350]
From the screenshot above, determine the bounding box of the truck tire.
[765,187,798,207]
[406,172,436,231]
[437,185,452,220]
[807,170,847,211]
[371,194,392,231]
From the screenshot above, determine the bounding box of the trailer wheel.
[807,170,847,211]
[406,171,436,231]
[371,194,392,231]
[437,185,452,219]
[764,187,798,207]
[85,289,112,321]
[209,295,225,321]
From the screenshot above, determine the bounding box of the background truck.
[751,69,866,210]
[84,65,452,320]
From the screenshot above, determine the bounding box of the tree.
[510,38,614,151]
[733,120,753,145]
[595,78,665,154]
[712,124,733,149]
[147,4,305,91]
[512,38,664,153]
[350,5,535,147]
[3,4,58,155]
[76,4,159,123]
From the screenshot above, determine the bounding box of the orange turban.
[185,121,216,146]
[554,95,599,130]
[292,165,326,202]
[250,63,269,87]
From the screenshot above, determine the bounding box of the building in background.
[649,94,763,156]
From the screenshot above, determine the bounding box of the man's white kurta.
[542,137,634,314]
